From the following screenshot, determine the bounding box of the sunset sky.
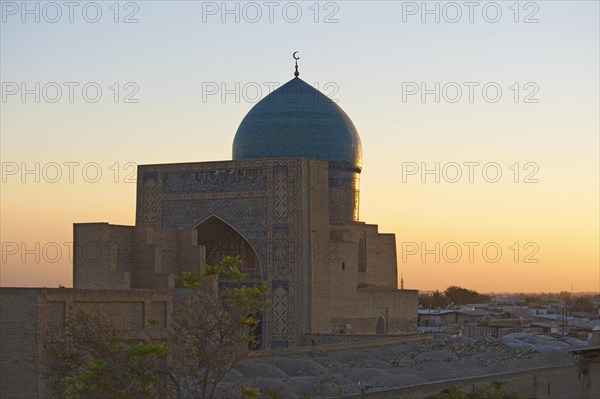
[1,1,598,293]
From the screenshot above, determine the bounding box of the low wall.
[343,364,580,399]
[250,334,434,359]
[301,333,430,347]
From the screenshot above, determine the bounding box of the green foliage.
[204,255,247,282]
[559,291,571,301]
[444,286,491,305]
[569,295,595,312]
[177,270,202,288]
[126,341,171,357]
[240,385,261,399]
[170,257,270,398]
[44,310,168,399]
[555,292,596,312]
[419,286,490,308]
[420,290,450,309]
[170,255,270,398]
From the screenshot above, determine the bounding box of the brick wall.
[74,223,203,290]
[0,288,40,399]
[0,288,173,399]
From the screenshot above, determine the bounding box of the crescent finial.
[293,51,300,77]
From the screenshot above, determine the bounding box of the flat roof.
[570,346,600,355]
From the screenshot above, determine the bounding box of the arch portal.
[194,216,264,349]
[195,216,261,281]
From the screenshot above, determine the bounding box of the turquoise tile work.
[232,77,362,170]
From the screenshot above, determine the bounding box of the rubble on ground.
[219,335,584,398]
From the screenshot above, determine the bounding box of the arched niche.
[357,237,366,273]
[194,215,264,349]
[376,315,386,335]
[194,215,261,281]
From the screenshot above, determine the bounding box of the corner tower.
[232,76,362,223]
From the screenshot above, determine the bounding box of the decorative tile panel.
[163,167,267,194]
[135,159,310,348]
[273,166,289,218]
[272,280,289,338]
[143,177,158,225]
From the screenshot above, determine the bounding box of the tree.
[444,286,490,305]
[419,287,490,309]
[44,310,169,398]
[569,295,594,313]
[559,290,571,299]
[169,256,270,399]
[44,256,270,399]
[419,290,450,309]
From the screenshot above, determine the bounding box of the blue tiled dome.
[232,77,362,169]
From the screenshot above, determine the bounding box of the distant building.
[417,309,485,335]
[491,295,524,305]
[571,347,600,399]
[533,313,577,334]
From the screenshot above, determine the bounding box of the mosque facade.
[0,68,419,397]
[73,73,418,349]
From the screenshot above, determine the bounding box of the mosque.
[0,57,419,397]
[71,57,418,349]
